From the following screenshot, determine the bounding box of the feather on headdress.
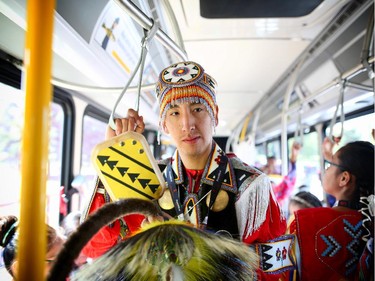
[73,220,258,281]
[48,198,259,281]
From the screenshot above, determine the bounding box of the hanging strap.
[328,80,346,142]
[109,20,158,130]
[166,164,184,221]
[293,104,304,146]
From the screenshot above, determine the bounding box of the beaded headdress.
[156,61,218,129]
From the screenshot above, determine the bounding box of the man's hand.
[106,109,145,140]
[322,137,335,160]
[290,141,301,163]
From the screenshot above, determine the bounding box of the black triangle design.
[186,199,195,216]
[262,252,273,262]
[117,167,129,177]
[97,155,110,166]
[261,244,273,252]
[208,78,215,88]
[191,74,197,78]
[177,78,185,83]
[236,170,253,187]
[106,160,118,170]
[148,184,160,194]
[128,173,139,183]
[138,179,151,189]
[262,261,273,271]
[159,164,167,173]
[222,172,231,185]
[208,170,216,179]
[165,78,172,82]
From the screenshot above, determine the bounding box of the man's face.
[267,157,276,166]
[163,102,217,163]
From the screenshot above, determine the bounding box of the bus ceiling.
[0,0,373,142]
[200,0,325,18]
[234,0,374,144]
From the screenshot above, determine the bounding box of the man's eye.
[193,107,203,112]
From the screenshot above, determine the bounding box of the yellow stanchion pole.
[18,0,55,280]
[239,112,252,142]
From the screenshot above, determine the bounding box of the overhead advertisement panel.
[90,1,141,77]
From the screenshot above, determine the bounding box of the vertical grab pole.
[281,57,305,176]
[18,0,55,280]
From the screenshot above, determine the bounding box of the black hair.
[337,141,374,200]
[0,216,63,277]
[336,141,374,241]
[0,215,18,276]
[289,191,322,209]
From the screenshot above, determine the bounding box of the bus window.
[288,132,323,201]
[46,102,64,227]
[254,144,266,169]
[265,139,281,174]
[81,114,107,177]
[0,82,64,228]
[325,112,375,154]
[76,114,107,211]
[0,83,24,218]
[254,140,282,173]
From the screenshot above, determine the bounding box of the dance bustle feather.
[48,198,258,281]
[73,220,258,281]
[47,199,160,281]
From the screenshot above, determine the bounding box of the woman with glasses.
[0,216,66,280]
[289,141,374,280]
[256,140,374,281]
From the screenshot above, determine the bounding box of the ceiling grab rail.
[47,0,188,95]
[108,21,158,130]
[327,80,346,144]
[115,0,188,61]
[327,6,372,144]
[257,57,373,133]
[360,7,374,80]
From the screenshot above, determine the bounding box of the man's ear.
[162,122,169,134]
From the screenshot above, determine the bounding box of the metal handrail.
[115,0,188,61]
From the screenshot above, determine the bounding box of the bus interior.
[0,0,374,274]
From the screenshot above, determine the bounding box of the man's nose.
[181,111,195,131]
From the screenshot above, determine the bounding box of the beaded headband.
[155,61,218,128]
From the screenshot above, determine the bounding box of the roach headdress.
[156,61,218,129]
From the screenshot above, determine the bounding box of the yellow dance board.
[91,131,165,201]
